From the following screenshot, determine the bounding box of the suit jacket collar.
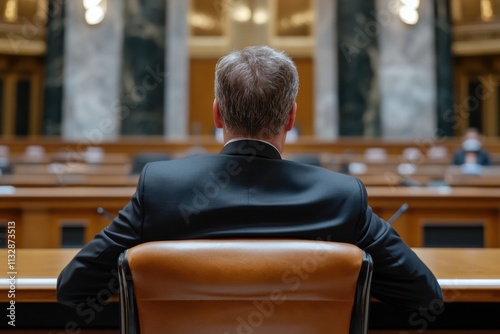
[220,139,282,160]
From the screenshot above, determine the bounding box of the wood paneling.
[0,55,44,137]
[2,187,500,248]
[453,55,500,136]
[294,57,313,136]
[189,58,217,135]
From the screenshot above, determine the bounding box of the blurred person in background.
[453,128,491,166]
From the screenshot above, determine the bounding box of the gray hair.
[214,46,299,138]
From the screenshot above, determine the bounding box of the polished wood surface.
[0,248,498,333]
[3,136,500,165]
[4,139,500,189]
[415,249,500,302]
[0,136,469,155]
[2,186,500,248]
[4,138,500,191]
[10,152,130,165]
[4,161,500,188]
[0,185,136,200]
[445,174,500,187]
[1,248,499,303]
[0,174,139,187]
[12,163,131,175]
[0,187,135,248]
[367,187,500,247]
[0,249,77,302]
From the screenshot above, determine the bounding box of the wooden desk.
[320,162,449,179]
[12,163,131,175]
[2,186,500,248]
[327,153,451,166]
[0,248,499,303]
[0,174,140,188]
[0,248,499,333]
[0,249,77,302]
[10,153,130,165]
[5,136,500,165]
[415,248,500,303]
[366,187,500,248]
[0,187,136,248]
[446,176,500,187]
[357,174,433,187]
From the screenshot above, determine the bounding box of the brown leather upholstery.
[118,239,372,334]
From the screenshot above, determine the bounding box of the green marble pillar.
[42,0,65,136]
[435,0,454,137]
[120,0,166,135]
[337,0,380,137]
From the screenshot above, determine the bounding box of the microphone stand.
[97,207,114,220]
[387,203,409,225]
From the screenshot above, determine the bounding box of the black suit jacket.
[57,140,442,311]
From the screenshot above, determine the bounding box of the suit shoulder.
[138,154,229,182]
[286,160,364,188]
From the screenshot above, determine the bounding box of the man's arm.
[56,168,146,308]
[354,179,443,311]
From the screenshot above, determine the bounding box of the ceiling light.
[84,0,106,25]
[399,6,419,25]
[399,0,420,25]
[253,8,268,25]
[232,5,251,22]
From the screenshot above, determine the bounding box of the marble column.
[165,0,189,139]
[42,0,65,136]
[337,0,381,137]
[120,0,166,136]
[376,0,437,139]
[314,0,338,140]
[62,1,124,141]
[434,0,454,137]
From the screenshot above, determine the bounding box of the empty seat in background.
[427,146,449,160]
[84,147,105,164]
[402,147,423,162]
[24,145,45,163]
[364,148,387,162]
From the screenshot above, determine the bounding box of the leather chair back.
[118,239,373,334]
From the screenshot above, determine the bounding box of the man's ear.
[213,99,223,128]
[285,103,297,131]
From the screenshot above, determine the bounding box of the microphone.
[386,203,409,225]
[97,207,114,220]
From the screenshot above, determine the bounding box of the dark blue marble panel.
[42,0,65,135]
[435,0,455,137]
[337,0,380,137]
[120,0,166,135]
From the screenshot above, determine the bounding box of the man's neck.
[225,138,282,156]
[223,133,286,154]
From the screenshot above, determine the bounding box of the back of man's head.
[214,46,299,139]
